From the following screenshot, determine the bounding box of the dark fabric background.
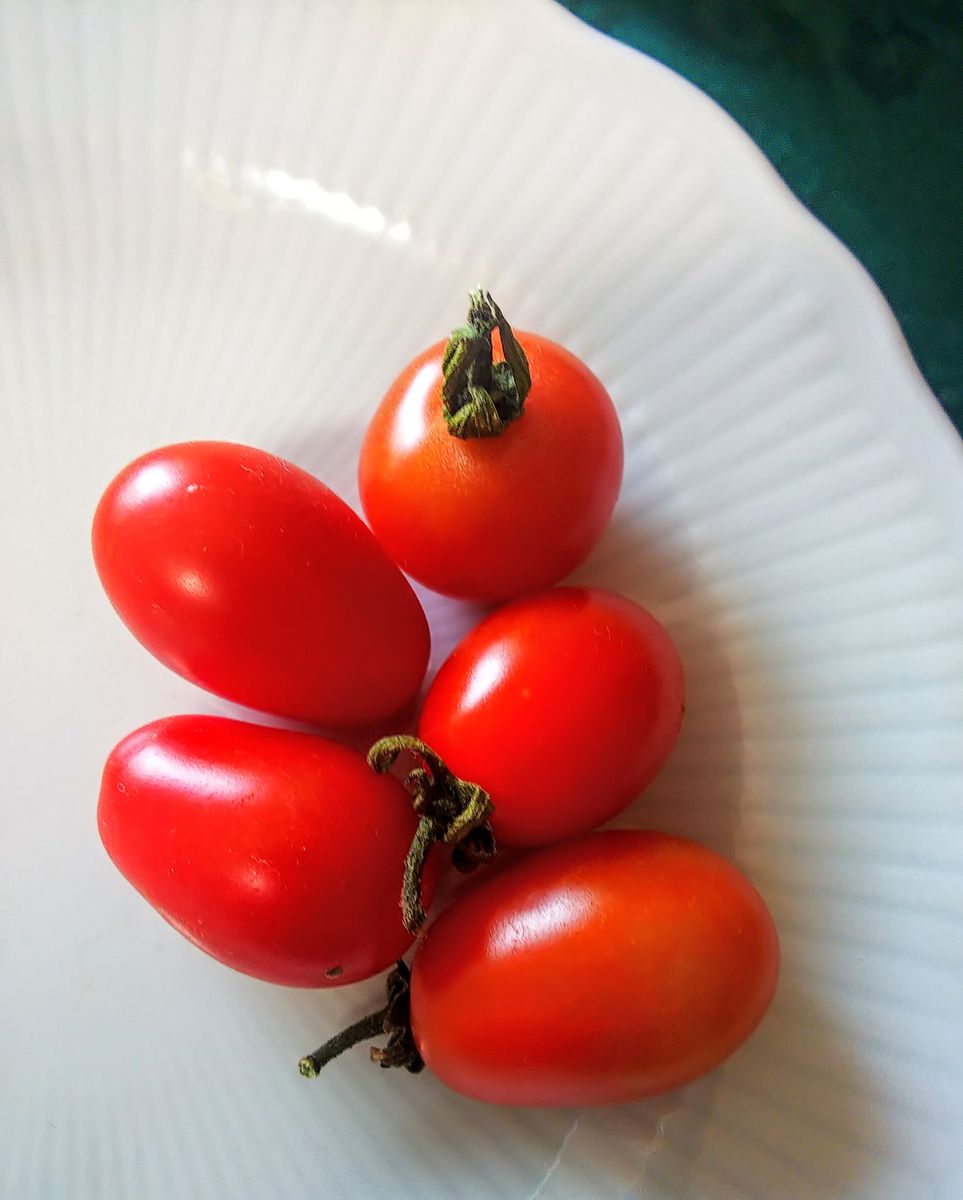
[560,0,963,431]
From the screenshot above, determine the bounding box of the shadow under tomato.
[639,980,892,1200]
[554,511,893,1198]
[567,509,744,861]
[264,975,887,1200]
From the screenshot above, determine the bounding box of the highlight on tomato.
[300,830,780,1106]
[92,441,430,728]
[363,587,684,933]
[98,715,439,987]
[359,290,623,602]
[417,586,685,847]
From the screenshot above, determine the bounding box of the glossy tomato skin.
[92,442,429,727]
[359,334,623,602]
[98,715,436,987]
[418,588,684,846]
[411,831,779,1106]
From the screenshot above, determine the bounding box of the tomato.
[408,831,780,1106]
[359,291,622,601]
[417,588,684,847]
[92,441,429,727]
[98,715,438,987]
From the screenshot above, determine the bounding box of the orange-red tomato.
[359,303,622,602]
[410,831,779,1106]
[418,588,684,846]
[99,715,438,987]
[92,441,429,727]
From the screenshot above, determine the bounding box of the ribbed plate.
[1,1,961,1197]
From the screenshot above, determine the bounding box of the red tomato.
[92,442,429,727]
[359,292,622,601]
[98,715,437,987]
[410,830,779,1106]
[417,588,684,846]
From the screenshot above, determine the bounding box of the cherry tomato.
[359,292,622,601]
[98,715,437,987]
[410,830,779,1106]
[417,588,684,846]
[92,441,429,727]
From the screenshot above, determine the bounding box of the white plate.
[2,1,962,1197]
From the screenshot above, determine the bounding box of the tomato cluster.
[94,291,778,1109]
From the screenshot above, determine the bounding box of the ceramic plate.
[1,1,961,1197]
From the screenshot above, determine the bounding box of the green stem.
[367,735,497,934]
[401,818,436,936]
[441,290,532,439]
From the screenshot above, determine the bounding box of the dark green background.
[560,0,963,432]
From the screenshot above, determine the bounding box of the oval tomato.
[417,588,684,846]
[409,831,779,1106]
[359,291,622,602]
[98,715,437,987]
[92,441,429,727]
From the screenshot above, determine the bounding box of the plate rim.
[529,0,963,536]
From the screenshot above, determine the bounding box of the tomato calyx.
[441,289,532,439]
[299,960,422,1078]
[367,734,496,934]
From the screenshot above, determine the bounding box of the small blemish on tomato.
[325,965,344,979]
